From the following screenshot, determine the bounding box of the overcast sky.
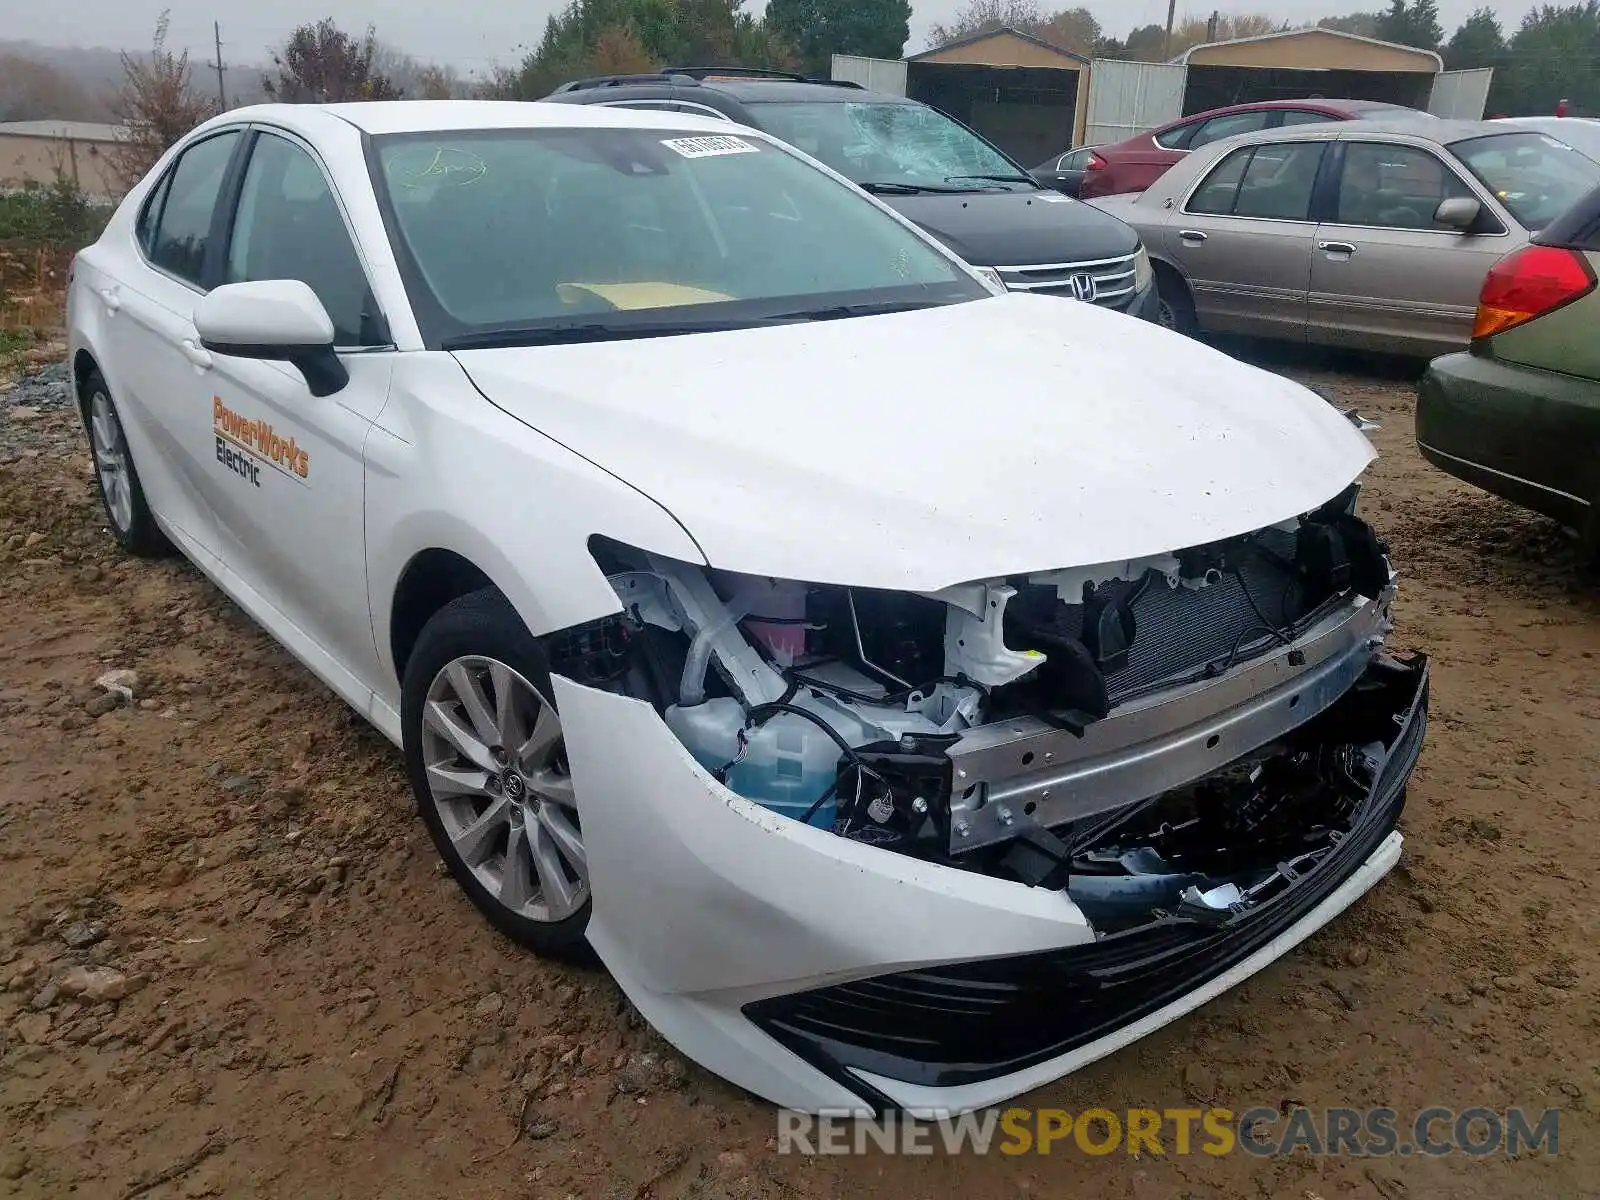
[4,0,1541,74]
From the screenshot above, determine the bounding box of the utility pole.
[208,21,229,109]
[1162,0,1178,59]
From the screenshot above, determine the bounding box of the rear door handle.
[1178,229,1208,243]
[1319,241,1357,255]
[96,286,120,312]
[181,339,213,371]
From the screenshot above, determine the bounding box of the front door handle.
[1178,229,1208,243]
[96,286,120,313]
[181,339,213,371]
[1319,241,1357,255]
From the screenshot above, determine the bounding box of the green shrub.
[0,175,113,248]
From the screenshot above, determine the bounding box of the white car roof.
[209,100,741,139]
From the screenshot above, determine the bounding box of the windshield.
[1503,119,1600,162]
[1452,132,1600,231]
[371,128,986,347]
[747,101,1036,192]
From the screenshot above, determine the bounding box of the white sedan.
[67,100,1428,1115]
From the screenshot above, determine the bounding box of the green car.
[1417,182,1600,559]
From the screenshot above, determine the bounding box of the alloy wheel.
[419,655,587,923]
[89,390,134,533]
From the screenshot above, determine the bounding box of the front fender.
[365,356,708,690]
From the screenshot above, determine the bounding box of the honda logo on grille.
[1069,273,1098,302]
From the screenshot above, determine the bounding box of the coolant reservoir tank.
[665,698,839,828]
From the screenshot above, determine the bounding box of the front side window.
[147,131,241,286]
[225,132,381,345]
[1335,142,1476,230]
[1188,111,1273,150]
[1451,132,1600,231]
[747,101,1032,191]
[1188,142,1325,220]
[372,128,985,347]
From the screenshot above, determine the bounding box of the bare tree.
[264,19,402,103]
[928,0,1046,46]
[105,12,217,192]
[372,42,462,99]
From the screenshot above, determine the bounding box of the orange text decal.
[212,397,310,479]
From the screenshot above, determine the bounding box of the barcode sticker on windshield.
[661,135,761,159]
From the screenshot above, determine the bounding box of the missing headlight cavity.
[575,501,1412,921]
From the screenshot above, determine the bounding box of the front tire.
[402,589,591,956]
[82,370,168,557]
[1153,267,1198,337]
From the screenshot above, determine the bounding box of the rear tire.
[1153,266,1198,337]
[402,588,592,958]
[82,370,168,557]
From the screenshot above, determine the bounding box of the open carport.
[901,29,1088,167]
[1178,28,1445,115]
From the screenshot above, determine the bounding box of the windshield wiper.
[857,180,970,195]
[441,318,761,350]
[944,173,1038,187]
[762,299,953,322]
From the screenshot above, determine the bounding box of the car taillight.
[1086,152,1107,170]
[1472,244,1596,340]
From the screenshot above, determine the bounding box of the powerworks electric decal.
[213,397,311,488]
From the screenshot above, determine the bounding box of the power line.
[206,20,228,109]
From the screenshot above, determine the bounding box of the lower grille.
[994,252,1138,305]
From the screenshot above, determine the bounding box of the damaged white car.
[66,101,1427,1115]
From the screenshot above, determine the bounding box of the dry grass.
[0,239,72,344]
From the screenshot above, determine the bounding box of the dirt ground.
[1,346,1597,1199]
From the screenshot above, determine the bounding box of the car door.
[1164,139,1328,339]
[1309,139,1513,355]
[202,127,395,685]
[98,128,246,556]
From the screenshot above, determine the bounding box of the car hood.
[878,188,1139,266]
[452,293,1374,592]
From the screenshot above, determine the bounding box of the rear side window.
[1279,110,1338,128]
[135,172,171,257]
[146,131,241,286]
[1189,111,1273,150]
[1188,143,1324,220]
[1188,147,1251,212]
[1154,121,1198,150]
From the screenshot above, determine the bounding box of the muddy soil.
[1,349,1596,1199]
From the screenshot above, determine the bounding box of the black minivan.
[541,68,1159,320]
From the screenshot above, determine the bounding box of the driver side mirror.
[195,280,349,397]
[1434,196,1482,232]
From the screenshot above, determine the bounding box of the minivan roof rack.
[656,65,864,88]
[553,67,868,94]
[552,73,698,93]
[658,65,807,81]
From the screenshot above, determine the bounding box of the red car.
[1077,98,1433,199]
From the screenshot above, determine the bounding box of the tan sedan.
[1086,119,1600,356]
